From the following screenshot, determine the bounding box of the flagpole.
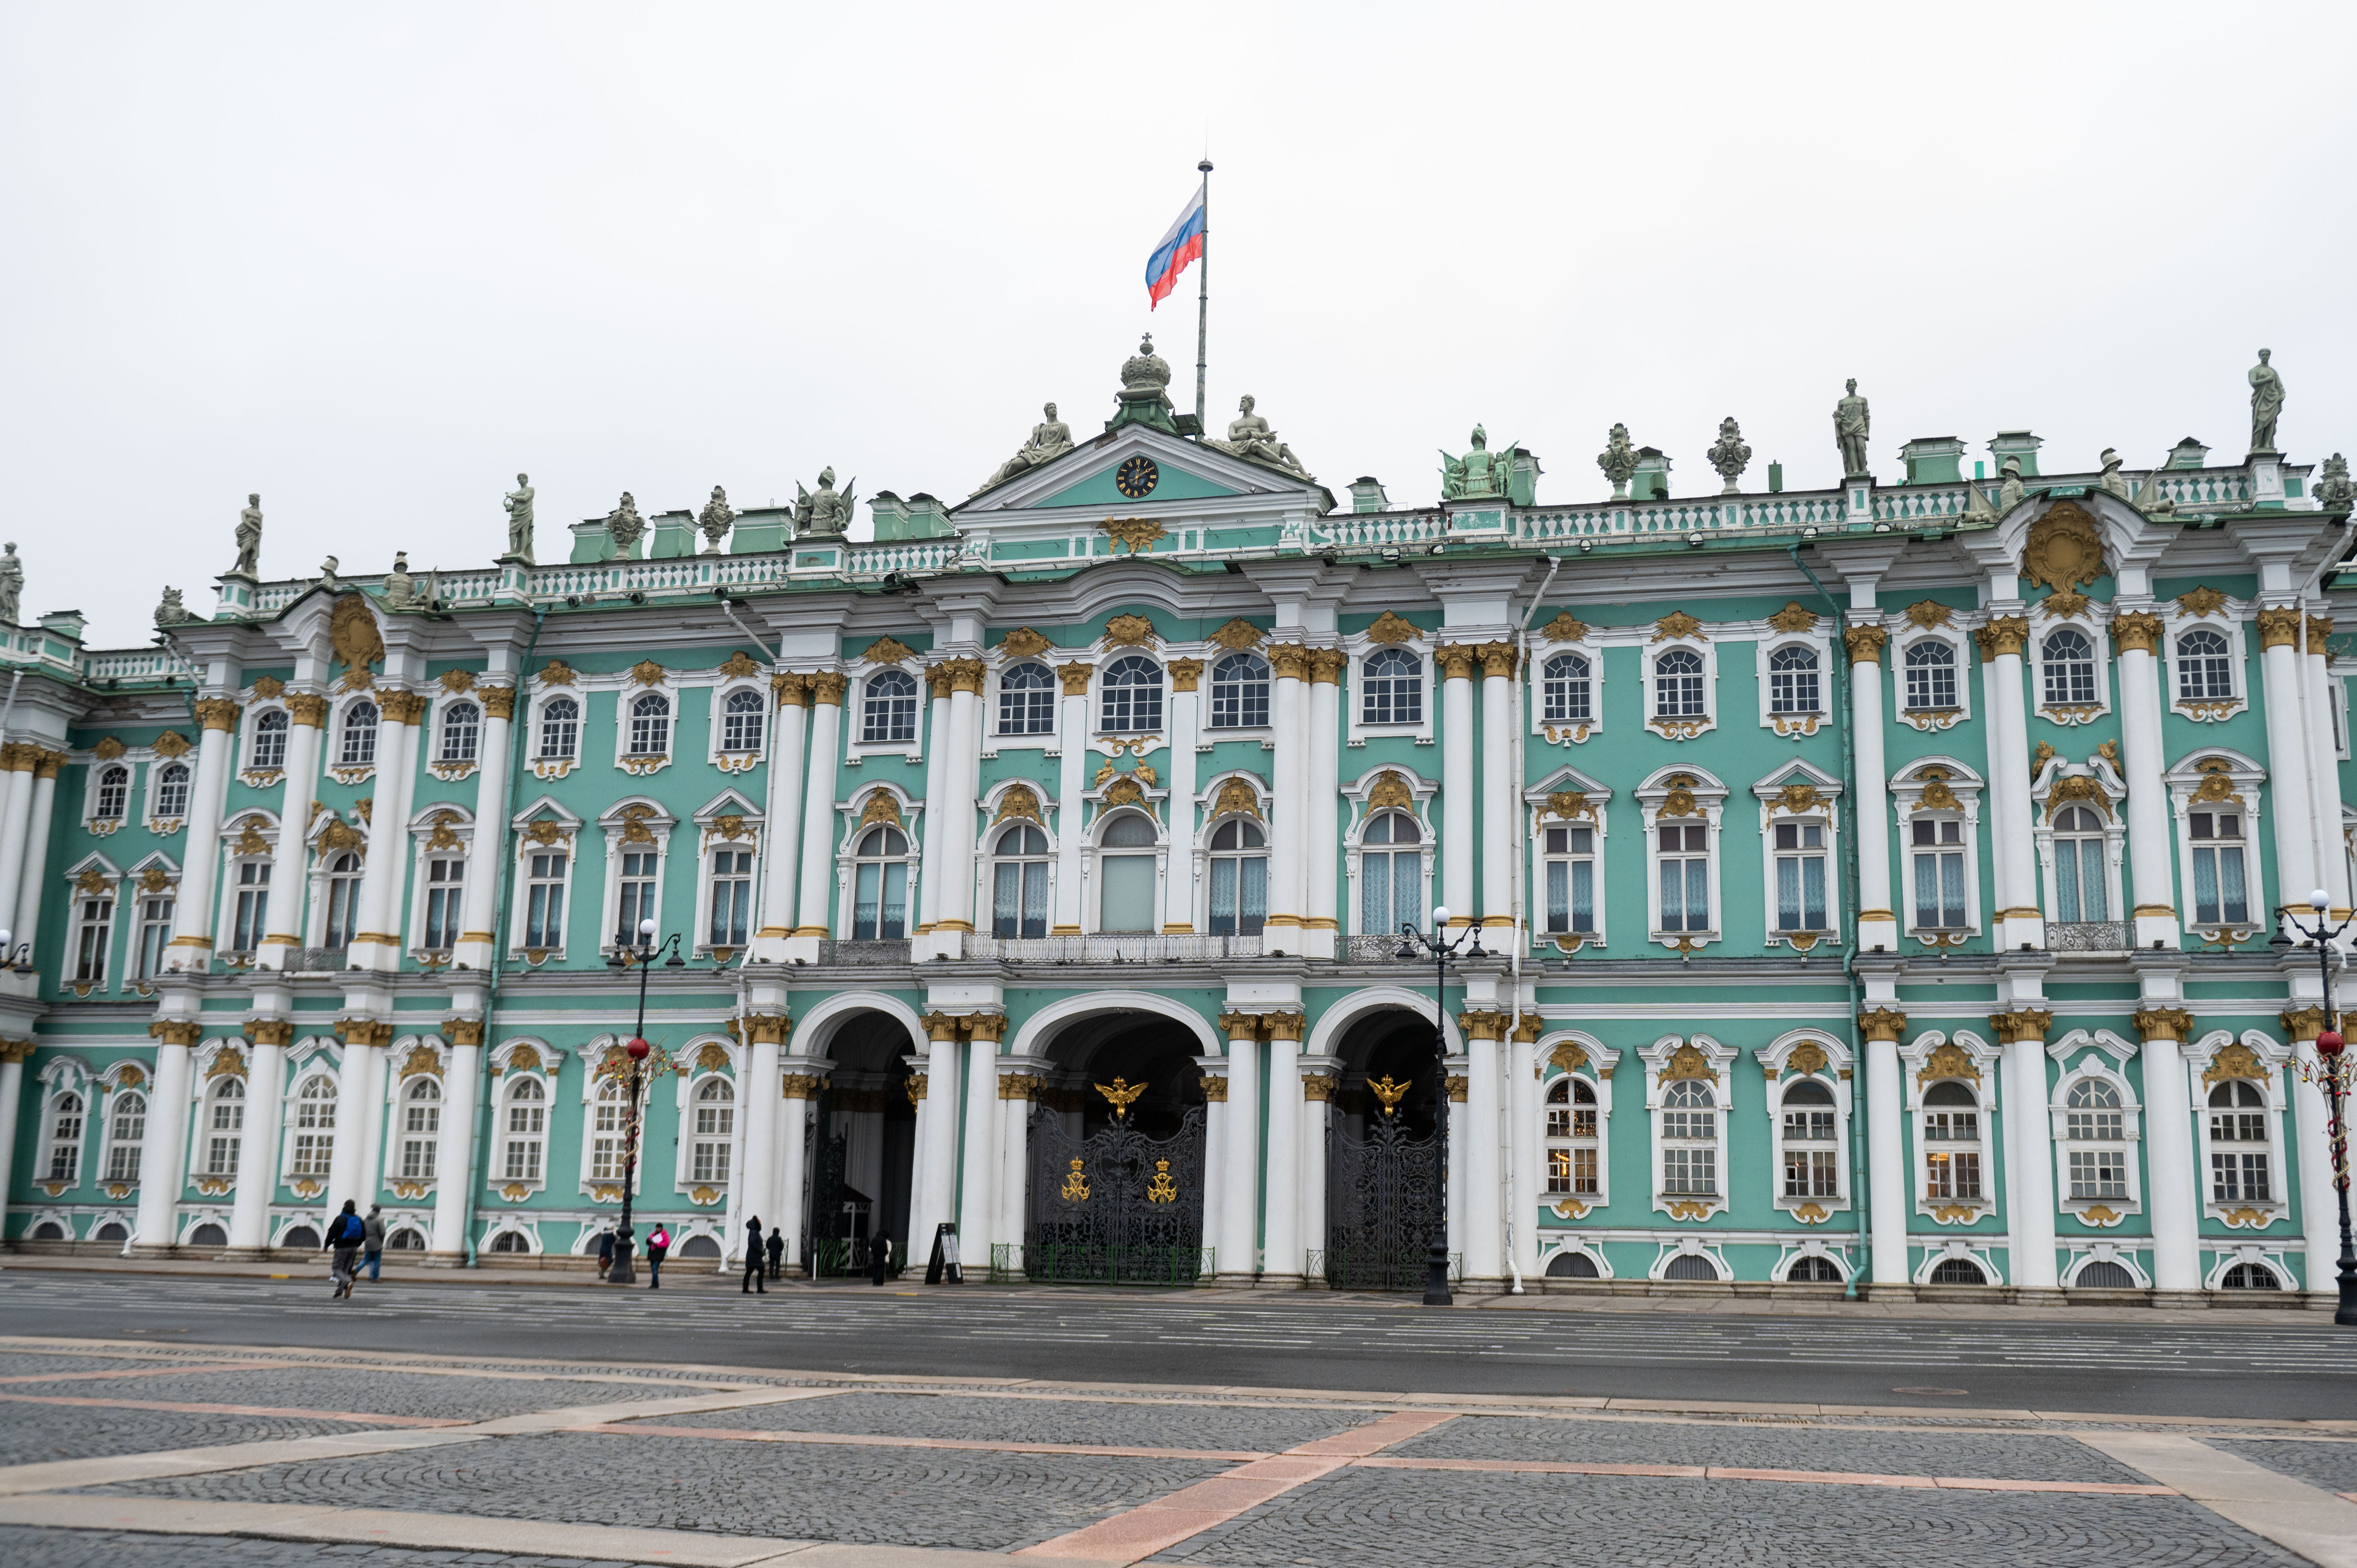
[1194,159,1211,435]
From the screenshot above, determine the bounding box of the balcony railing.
[817,940,913,966]
[965,933,1261,963]
[2048,921,2130,953]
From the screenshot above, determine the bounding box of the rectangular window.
[1656,822,1709,933]
[1545,1146,1600,1196]
[615,850,657,946]
[524,852,567,949]
[230,862,268,954]
[134,895,175,981]
[1662,1146,1716,1196]
[421,857,462,950]
[590,1097,624,1181]
[2210,1150,2271,1202]
[1910,818,1968,928]
[993,860,1049,939]
[503,1100,544,1182]
[2065,1108,2123,1141]
[2068,1148,2128,1201]
[853,860,908,940]
[708,849,754,947]
[2055,836,2109,924]
[204,1099,241,1178]
[1925,1149,1982,1199]
[73,894,113,984]
[1774,821,1828,931]
[104,1139,140,1184]
[1543,825,1595,934]
[1783,1148,1839,1198]
[2189,811,2250,925]
[1783,1108,1835,1141]
[1208,855,1268,937]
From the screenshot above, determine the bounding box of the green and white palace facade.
[2,341,2354,1304]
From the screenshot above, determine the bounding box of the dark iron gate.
[1021,1104,1207,1284]
[801,1094,868,1276]
[1324,1113,1442,1291]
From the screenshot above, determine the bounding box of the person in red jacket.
[645,1225,669,1290]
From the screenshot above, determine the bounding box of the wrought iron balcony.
[965,933,1261,963]
[817,939,914,966]
[2047,921,2130,954]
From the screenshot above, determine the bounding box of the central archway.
[798,1002,922,1274]
[1323,1004,1448,1291]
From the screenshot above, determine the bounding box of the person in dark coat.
[325,1201,364,1299]
[645,1226,669,1289]
[596,1227,615,1280]
[741,1215,766,1293]
[766,1225,785,1281]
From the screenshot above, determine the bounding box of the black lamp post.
[2271,889,2357,1326]
[1397,904,1485,1306]
[604,916,684,1286]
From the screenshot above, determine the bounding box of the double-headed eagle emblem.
[1095,1077,1147,1119]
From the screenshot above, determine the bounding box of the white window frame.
[1892,618,1974,732]
[1899,1028,2003,1223]
[2032,759,2128,938]
[676,1072,737,1192]
[706,675,771,775]
[327,693,379,784]
[578,1050,647,1197]
[1642,635,1717,741]
[2047,1034,2142,1222]
[197,1075,245,1183]
[61,862,121,990]
[394,1074,442,1187]
[240,700,292,787]
[507,803,583,959]
[847,666,925,760]
[527,685,584,781]
[1523,767,1611,952]
[1342,766,1438,941]
[2027,609,2112,725]
[1197,804,1270,939]
[985,811,1057,939]
[1344,629,1435,747]
[1635,767,1725,950]
[84,758,134,834]
[614,680,677,778]
[1537,1032,1615,1217]
[1890,758,1985,947]
[2165,751,2267,944]
[125,862,179,986]
[1528,635,1603,745]
[2187,1029,2290,1227]
[1092,654,1169,741]
[1754,625,1834,740]
[1752,765,1842,951]
[38,1080,86,1187]
[987,657,1063,751]
[836,791,919,941]
[281,1065,338,1192]
[143,757,192,834]
[403,806,474,957]
[216,837,275,960]
[98,1073,147,1189]
[594,797,676,955]
[425,693,482,782]
[306,807,367,950]
[1084,803,1165,936]
[1756,1031,1853,1221]
[496,1072,550,1191]
[1637,1032,1735,1221]
[2164,600,2250,722]
[687,792,765,958]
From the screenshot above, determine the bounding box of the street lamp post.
[604,916,684,1287]
[1397,904,1484,1307]
[2272,888,2357,1326]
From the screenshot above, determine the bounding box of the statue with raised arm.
[1833,380,1871,478]
[2249,348,2285,453]
[1215,394,1310,477]
[233,493,264,578]
[502,473,536,563]
[0,543,24,625]
[977,403,1076,492]
[698,486,737,554]
[793,468,855,539]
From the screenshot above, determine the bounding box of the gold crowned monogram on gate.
[1146,1158,1178,1204]
[1060,1157,1090,1202]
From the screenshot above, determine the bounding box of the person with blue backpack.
[323,1201,365,1299]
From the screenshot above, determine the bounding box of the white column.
[2257,609,2318,929]
[2304,614,2348,915]
[1200,1061,1228,1254]
[1164,663,1200,932]
[2291,1036,2340,1298]
[915,674,950,933]
[450,688,514,973]
[1861,1014,1909,1285]
[1849,629,1898,952]
[794,677,845,942]
[1440,647,1475,928]
[2136,1011,2200,1292]
[997,1072,1032,1265]
[0,755,37,941]
[1264,649,1308,954]
[258,699,327,969]
[955,1016,1003,1260]
[1300,1066,1330,1279]
[323,1035,370,1215]
[428,1026,480,1259]
[779,1075,814,1274]
[750,679,809,962]
[1446,1068,1467,1269]
[1479,648,1514,930]
[1999,1014,2059,1291]
[226,1026,289,1251]
[1507,1020,1539,1281]
[737,1022,783,1260]
[912,1018,960,1267]
[1261,1019,1303,1284]
[905,1059,930,1265]
[351,1035,390,1207]
[133,1027,197,1248]
[0,1047,25,1231]
[1982,625,2043,950]
[2113,618,2182,948]
[10,754,59,964]
[346,692,422,971]
[938,664,983,944]
[1053,663,1088,933]
[1216,1014,1261,1282]
[1463,1021,1504,1283]
[1307,653,1342,957]
[166,703,242,960]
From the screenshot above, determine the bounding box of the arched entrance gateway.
[799,1007,919,1275]
[1022,1010,1209,1284]
[1324,1006,1446,1291]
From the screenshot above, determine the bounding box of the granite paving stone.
[81,1430,1231,1551]
[2209,1437,2357,1494]
[0,1403,370,1466]
[5,1369,707,1421]
[651,1392,1373,1452]
[0,1528,683,1568]
[1150,1467,2305,1567]
[1386,1414,2148,1482]
[0,1352,182,1378]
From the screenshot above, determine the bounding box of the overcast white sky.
[4,3,2352,650]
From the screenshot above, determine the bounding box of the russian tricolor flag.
[1144,186,1206,309]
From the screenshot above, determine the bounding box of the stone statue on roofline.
[502,473,536,564]
[1996,457,2027,513]
[2249,348,2285,454]
[606,493,646,554]
[1213,394,1310,478]
[1706,418,1751,494]
[2096,448,2132,500]
[154,587,198,629]
[1833,380,1870,478]
[383,551,422,611]
[977,403,1075,493]
[232,493,264,578]
[2317,453,2354,512]
[1597,424,1637,500]
[794,468,856,540]
[699,486,737,554]
[0,543,23,625]
[1441,425,1512,501]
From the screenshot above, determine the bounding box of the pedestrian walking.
[741,1215,766,1293]
[324,1201,364,1299]
[362,1205,386,1281]
[646,1226,669,1290]
[596,1227,615,1280]
[766,1225,784,1281]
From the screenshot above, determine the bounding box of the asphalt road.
[5,1269,2352,1420]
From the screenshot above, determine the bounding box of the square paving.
[2208,1438,2357,1496]
[649,1391,1375,1452]
[7,1367,711,1422]
[0,1403,371,1466]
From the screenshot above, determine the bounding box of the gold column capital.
[1261,1010,1306,1043]
[1267,643,1313,681]
[1842,624,1888,665]
[1057,661,1094,696]
[2109,611,2164,654]
[242,1019,295,1047]
[1167,657,1204,693]
[2132,1007,2193,1042]
[963,1012,1007,1043]
[1475,640,1519,679]
[1301,1072,1337,1102]
[1855,1007,1908,1043]
[808,672,848,706]
[781,1072,823,1099]
[1215,1009,1264,1040]
[1987,1007,2054,1045]
[194,697,242,732]
[148,1019,204,1047]
[1436,643,1479,681]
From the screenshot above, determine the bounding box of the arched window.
[1929,1257,1987,1285]
[538,696,579,760]
[2189,802,2250,925]
[398,1078,441,1180]
[1923,1080,1983,1200]
[589,1078,633,1181]
[2042,628,2097,706]
[387,1227,424,1251]
[1787,1255,1842,1283]
[1660,1080,1716,1196]
[1541,653,1591,725]
[202,1079,243,1177]
[95,765,129,821]
[2207,1079,2270,1202]
[1544,1076,1598,1196]
[1208,654,1270,729]
[627,692,671,757]
[1096,812,1157,933]
[990,823,1049,939]
[154,763,190,819]
[501,1077,545,1182]
[1546,1250,1601,1278]
[43,1092,84,1183]
[1361,648,1421,725]
[1903,641,1957,712]
[104,1089,145,1183]
[439,701,480,763]
[340,700,379,767]
[1768,646,1820,715]
[289,1077,334,1179]
[1780,1078,1837,1199]
[1207,818,1267,937]
[862,670,919,744]
[490,1229,531,1254]
[721,689,765,753]
[1653,649,1705,718]
[2053,803,2109,923]
[2222,1261,2279,1289]
[996,662,1056,736]
[1359,810,1421,936]
[708,846,753,949]
[1663,1253,1722,1281]
[2065,1078,2128,1200]
[322,851,363,950]
[690,1078,734,1184]
[1099,656,1163,734]
[249,708,289,771]
[2177,628,2234,701]
[851,826,908,940]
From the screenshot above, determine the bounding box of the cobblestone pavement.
[652,1391,1374,1451]
[1388,1413,2153,1481]
[2209,1438,2357,1495]
[0,1403,368,1466]
[0,1526,685,1568]
[0,1352,171,1377]
[1146,1468,2308,1567]
[6,1367,714,1420]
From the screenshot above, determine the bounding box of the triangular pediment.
[955,423,1331,518]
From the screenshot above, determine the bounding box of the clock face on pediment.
[1115,456,1160,499]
